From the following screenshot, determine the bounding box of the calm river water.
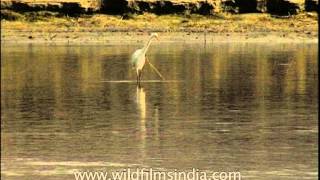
[1,43,318,180]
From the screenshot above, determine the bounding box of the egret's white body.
[131,33,159,84]
[131,49,146,71]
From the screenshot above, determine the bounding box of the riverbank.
[1,31,318,44]
[1,12,318,44]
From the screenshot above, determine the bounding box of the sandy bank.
[1,12,318,44]
[1,30,318,45]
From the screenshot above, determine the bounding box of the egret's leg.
[136,69,139,84]
[140,70,143,81]
[138,70,142,82]
[138,70,142,86]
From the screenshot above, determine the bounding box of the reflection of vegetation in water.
[1,44,317,116]
[1,43,318,178]
[2,43,317,109]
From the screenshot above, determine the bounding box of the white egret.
[131,33,159,84]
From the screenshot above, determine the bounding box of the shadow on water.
[1,42,318,179]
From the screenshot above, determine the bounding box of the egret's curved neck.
[142,36,155,54]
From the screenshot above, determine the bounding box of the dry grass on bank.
[1,10,318,34]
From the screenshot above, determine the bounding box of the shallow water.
[1,42,318,179]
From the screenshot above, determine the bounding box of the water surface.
[1,42,318,179]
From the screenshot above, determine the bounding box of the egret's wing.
[131,49,142,67]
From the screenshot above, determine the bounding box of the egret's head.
[151,33,159,40]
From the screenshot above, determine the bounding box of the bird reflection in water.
[136,85,146,127]
[136,85,147,159]
[136,85,161,143]
[136,84,147,131]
